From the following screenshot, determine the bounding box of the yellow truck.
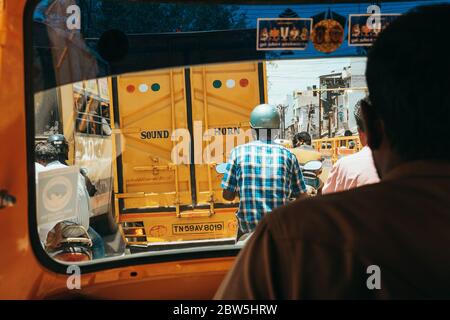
[38,61,266,250]
[111,62,267,250]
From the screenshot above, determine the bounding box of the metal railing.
[312,135,361,163]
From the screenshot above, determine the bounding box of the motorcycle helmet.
[249,104,281,129]
[47,134,69,161]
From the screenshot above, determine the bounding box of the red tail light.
[54,252,91,262]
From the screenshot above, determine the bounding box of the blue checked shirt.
[221,140,307,233]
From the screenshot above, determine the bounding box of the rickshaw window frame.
[24,0,244,275]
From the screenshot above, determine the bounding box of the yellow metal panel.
[116,68,192,210]
[190,62,264,206]
[121,207,238,243]
[313,135,361,163]
[58,83,76,163]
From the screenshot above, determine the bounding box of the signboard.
[348,14,400,46]
[257,18,313,51]
[37,167,79,229]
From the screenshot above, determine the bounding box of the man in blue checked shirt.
[221,104,307,240]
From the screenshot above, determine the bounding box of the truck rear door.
[114,68,192,214]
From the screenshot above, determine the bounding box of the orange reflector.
[240,78,249,87]
[126,85,135,93]
[124,228,146,236]
[54,252,90,262]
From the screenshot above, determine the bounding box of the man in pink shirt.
[322,100,380,194]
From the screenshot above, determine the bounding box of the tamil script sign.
[257,18,313,51]
[348,14,400,46]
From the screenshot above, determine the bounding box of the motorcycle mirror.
[303,160,322,172]
[215,163,228,174]
[80,167,89,176]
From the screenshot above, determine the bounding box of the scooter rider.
[290,132,324,194]
[47,134,97,196]
[291,131,323,165]
[45,134,105,259]
[221,104,307,241]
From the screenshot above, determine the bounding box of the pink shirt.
[322,146,380,194]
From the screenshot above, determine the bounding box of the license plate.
[172,222,224,235]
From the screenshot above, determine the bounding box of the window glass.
[29,0,438,266]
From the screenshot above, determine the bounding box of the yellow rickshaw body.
[0,0,235,299]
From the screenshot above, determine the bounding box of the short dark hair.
[293,131,312,146]
[354,99,365,132]
[35,142,58,163]
[366,4,450,160]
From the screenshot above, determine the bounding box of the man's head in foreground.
[215,4,450,300]
[362,4,450,178]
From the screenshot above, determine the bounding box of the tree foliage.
[84,1,248,37]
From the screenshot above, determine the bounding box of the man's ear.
[361,99,383,150]
[357,128,367,146]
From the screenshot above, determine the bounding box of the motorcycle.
[45,221,93,262]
